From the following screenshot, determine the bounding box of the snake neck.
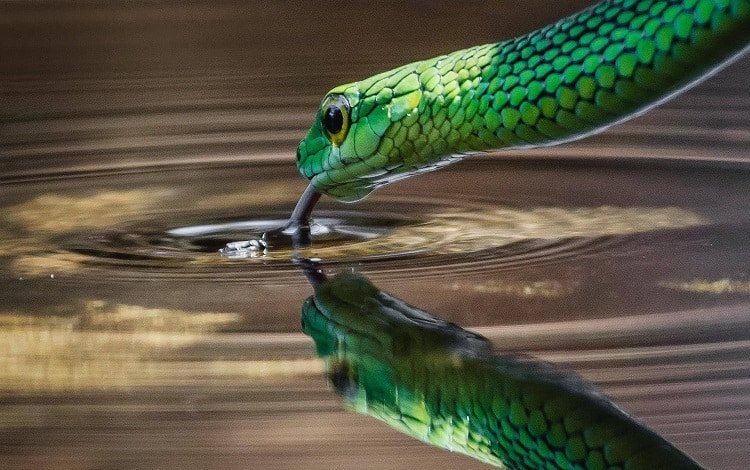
[382,0,750,161]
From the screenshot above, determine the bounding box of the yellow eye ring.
[320,94,350,147]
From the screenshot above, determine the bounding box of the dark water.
[1,1,749,469]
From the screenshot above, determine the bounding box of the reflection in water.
[0,301,322,393]
[1,158,749,468]
[302,269,701,469]
[659,279,750,295]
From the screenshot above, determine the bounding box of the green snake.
[289,3,747,466]
[295,0,750,205]
[301,271,702,469]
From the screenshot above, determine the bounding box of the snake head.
[296,63,427,202]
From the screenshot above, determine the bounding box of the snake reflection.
[299,265,701,469]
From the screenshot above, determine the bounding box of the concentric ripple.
[29,196,704,284]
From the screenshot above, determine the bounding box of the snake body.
[302,272,702,469]
[296,0,750,201]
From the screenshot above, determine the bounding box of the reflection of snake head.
[301,271,491,415]
[301,271,703,469]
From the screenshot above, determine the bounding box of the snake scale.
[295,0,750,202]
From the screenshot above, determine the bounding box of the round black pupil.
[323,106,344,134]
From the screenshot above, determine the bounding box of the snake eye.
[324,106,343,134]
[320,94,350,146]
[328,361,358,399]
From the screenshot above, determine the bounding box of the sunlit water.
[1,1,750,469]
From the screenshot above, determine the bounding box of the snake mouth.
[297,132,387,202]
[307,172,376,203]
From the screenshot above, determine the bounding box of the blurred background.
[1,1,749,469]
